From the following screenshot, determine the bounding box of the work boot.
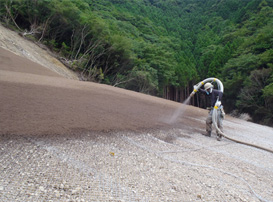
[217,134,222,141]
[203,131,211,137]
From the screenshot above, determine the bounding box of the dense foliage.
[0,0,272,125]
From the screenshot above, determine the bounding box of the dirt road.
[1,31,273,201]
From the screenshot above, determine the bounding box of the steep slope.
[0,24,78,80]
[0,47,206,136]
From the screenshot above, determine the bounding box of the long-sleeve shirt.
[199,89,223,107]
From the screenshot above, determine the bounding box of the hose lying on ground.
[212,106,273,154]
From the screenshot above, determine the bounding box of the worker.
[197,82,225,141]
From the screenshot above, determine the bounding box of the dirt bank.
[0,46,206,136]
[0,24,78,80]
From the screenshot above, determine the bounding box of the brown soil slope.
[0,47,206,136]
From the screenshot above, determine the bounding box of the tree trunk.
[4,4,22,31]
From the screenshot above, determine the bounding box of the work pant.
[206,109,223,135]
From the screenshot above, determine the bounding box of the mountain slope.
[1,34,273,202]
[0,46,207,136]
[1,0,272,125]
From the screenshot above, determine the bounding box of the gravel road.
[1,124,273,202]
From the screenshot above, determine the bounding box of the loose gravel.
[1,120,273,202]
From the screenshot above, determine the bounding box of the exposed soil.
[0,24,78,80]
[0,46,204,136]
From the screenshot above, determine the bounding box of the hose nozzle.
[190,88,198,97]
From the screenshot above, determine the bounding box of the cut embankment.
[0,47,205,136]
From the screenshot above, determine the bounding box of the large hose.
[190,77,224,97]
[212,107,273,154]
[191,78,273,154]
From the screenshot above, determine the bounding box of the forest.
[0,0,272,126]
